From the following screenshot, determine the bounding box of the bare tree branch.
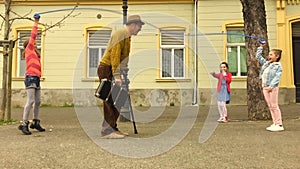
[0,15,5,32]
[43,12,80,33]
[10,9,32,18]
[13,4,80,42]
[42,4,79,33]
[0,14,5,20]
[9,9,33,23]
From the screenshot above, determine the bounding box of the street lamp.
[122,0,128,25]
[120,0,131,122]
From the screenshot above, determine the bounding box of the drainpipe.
[193,0,198,105]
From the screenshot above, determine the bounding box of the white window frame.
[87,29,112,78]
[17,30,42,78]
[226,28,247,77]
[226,44,246,77]
[160,29,186,79]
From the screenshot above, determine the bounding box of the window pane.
[227,30,245,43]
[174,49,184,77]
[87,29,111,78]
[19,49,26,76]
[162,49,172,77]
[227,46,238,73]
[240,46,247,75]
[89,48,99,77]
[101,48,106,57]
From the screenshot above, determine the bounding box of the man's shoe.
[117,130,129,136]
[268,124,284,132]
[101,132,125,139]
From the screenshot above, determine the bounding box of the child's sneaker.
[267,124,284,132]
[266,124,275,131]
[217,117,223,122]
[221,117,228,123]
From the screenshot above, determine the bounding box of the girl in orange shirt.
[18,14,45,135]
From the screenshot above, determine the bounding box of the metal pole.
[122,0,128,25]
[119,0,130,122]
[119,68,131,122]
[193,0,198,105]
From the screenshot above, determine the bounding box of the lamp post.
[119,0,130,122]
[122,0,128,25]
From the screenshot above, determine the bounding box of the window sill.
[12,77,45,81]
[81,78,98,82]
[83,78,192,83]
[232,77,247,81]
[155,78,191,82]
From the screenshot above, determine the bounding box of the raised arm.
[256,45,267,65]
[27,14,40,49]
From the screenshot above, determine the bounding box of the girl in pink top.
[210,62,232,122]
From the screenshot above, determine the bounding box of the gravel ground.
[0,104,299,169]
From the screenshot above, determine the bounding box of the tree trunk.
[240,0,270,120]
[5,40,14,120]
[0,0,11,121]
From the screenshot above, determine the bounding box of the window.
[226,28,247,77]
[17,30,42,77]
[160,29,185,79]
[87,29,112,78]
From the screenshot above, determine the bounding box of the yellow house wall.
[283,2,300,89]
[1,0,297,105]
[6,0,194,6]
[286,1,300,16]
[197,0,243,90]
[9,5,120,89]
[9,4,195,90]
[276,1,300,88]
[197,0,277,89]
[125,4,195,89]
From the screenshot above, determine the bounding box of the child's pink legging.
[217,101,227,118]
[262,87,283,125]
